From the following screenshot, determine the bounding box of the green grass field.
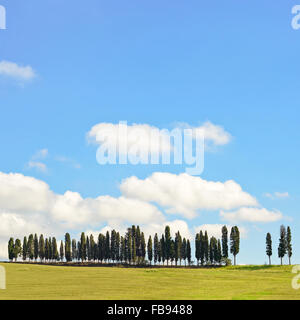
[0,263,299,300]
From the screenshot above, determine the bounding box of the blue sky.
[0,0,300,264]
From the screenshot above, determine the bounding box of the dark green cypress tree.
[116,232,120,263]
[105,231,110,263]
[195,233,200,266]
[64,233,72,262]
[45,238,49,261]
[38,234,45,262]
[217,239,222,265]
[27,234,34,261]
[77,241,81,261]
[199,231,204,265]
[52,237,59,261]
[110,230,116,263]
[266,233,272,265]
[186,240,191,266]
[230,226,240,266]
[175,231,182,266]
[86,236,90,261]
[221,226,228,258]
[49,238,53,261]
[59,241,64,262]
[33,234,39,261]
[147,236,153,265]
[127,230,132,264]
[132,236,137,264]
[72,239,77,261]
[120,236,125,263]
[161,235,166,265]
[287,226,292,265]
[154,233,159,265]
[80,232,87,262]
[181,238,187,266]
[14,239,22,261]
[8,238,14,261]
[164,226,171,266]
[141,232,146,263]
[204,231,209,264]
[278,225,287,265]
[22,236,27,261]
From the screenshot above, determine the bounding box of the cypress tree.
[60,241,64,262]
[14,239,22,261]
[120,236,125,263]
[198,231,204,265]
[141,232,146,262]
[116,232,120,263]
[217,239,222,265]
[161,235,166,265]
[8,238,14,261]
[86,236,91,261]
[181,238,187,266]
[110,230,116,262]
[65,233,72,262]
[170,240,175,266]
[175,231,182,266]
[287,226,292,265]
[204,231,209,264]
[266,233,272,265]
[230,226,240,266]
[52,237,59,261]
[147,236,153,265]
[22,236,28,261]
[278,225,287,265]
[195,233,200,266]
[45,238,49,261]
[72,239,77,261]
[77,241,81,261]
[38,234,45,262]
[186,240,191,266]
[80,232,87,262]
[154,233,159,265]
[164,226,171,266]
[48,238,53,261]
[221,226,228,258]
[34,234,39,261]
[27,234,34,261]
[132,236,137,264]
[105,231,110,263]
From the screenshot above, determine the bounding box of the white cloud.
[0,61,36,80]
[264,192,290,200]
[220,207,283,223]
[55,156,81,169]
[177,121,232,146]
[32,149,48,160]
[121,172,258,218]
[194,224,247,239]
[26,161,47,173]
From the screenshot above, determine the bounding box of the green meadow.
[0,263,298,300]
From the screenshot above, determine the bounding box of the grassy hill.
[0,263,298,300]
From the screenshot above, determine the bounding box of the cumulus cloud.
[194,224,247,239]
[121,172,258,218]
[220,207,283,223]
[0,61,36,80]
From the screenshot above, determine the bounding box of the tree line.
[266,225,293,265]
[7,225,241,266]
[8,224,293,266]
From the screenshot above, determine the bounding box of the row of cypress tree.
[266,225,293,265]
[7,225,240,266]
